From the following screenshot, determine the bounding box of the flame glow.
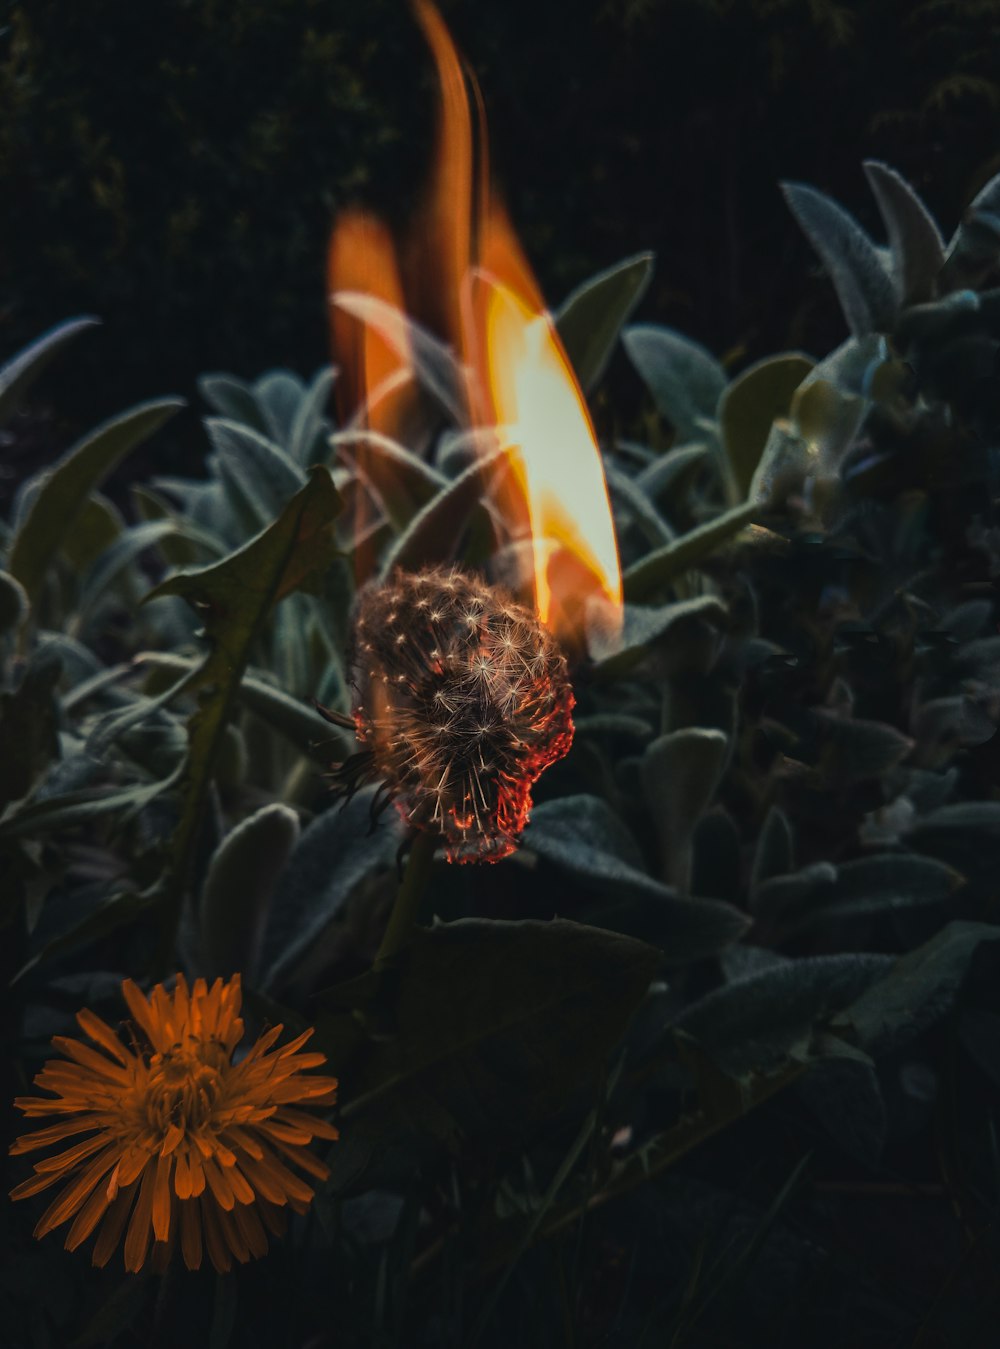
[328,0,622,647]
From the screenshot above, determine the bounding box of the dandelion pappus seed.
[344,566,574,862]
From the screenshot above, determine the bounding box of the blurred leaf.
[863,160,945,305]
[604,461,675,549]
[205,418,305,525]
[332,428,446,529]
[13,890,153,984]
[622,325,727,440]
[525,795,749,962]
[796,1041,886,1164]
[622,502,757,601]
[75,520,177,629]
[0,316,99,429]
[0,570,28,634]
[332,291,465,421]
[254,369,305,448]
[200,802,300,981]
[0,644,62,811]
[635,443,711,503]
[380,446,504,577]
[0,768,181,841]
[7,397,184,605]
[198,372,269,433]
[750,806,794,888]
[942,168,1000,289]
[588,594,727,673]
[336,918,659,1147]
[641,729,729,890]
[262,789,403,991]
[555,252,654,392]
[290,366,336,465]
[833,920,1000,1055]
[781,181,896,336]
[675,952,893,1076]
[720,354,813,496]
[60,492,123,571]
[144,466,342,958]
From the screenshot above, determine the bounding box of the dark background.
[2,0,998,439]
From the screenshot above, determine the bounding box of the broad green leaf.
[197,372,269,433]
[0,570,28,634]
[143,466,343,962]
[525,795,749,963]
[332,918,659,1148]
[13,891,152,984]
[941,168,1000,289]
[60,492,124,571]
[0,316,99,428]
[0,644,61,811]
[622,502,757,601]
[7,397,184,604]
[290,366,336,464]
[555,252,654,392]
[863,160,945,305]
[641,729,729,890]
[719,354,813,496]
[262,789,403,992]
[781,181,896,336]
[200,803,300,981]
[603,461,675,550]
[622,325,727,441]
[587,594,727,674]
[254,369,305,448]
[833,920,1000,1055]
[133,651,351,763]
[379,445,504,578]
[205,418,305,525]
[75,520,178,630]
[332,428,446,529]
[674,953,893,1076]
[332,291,465,422]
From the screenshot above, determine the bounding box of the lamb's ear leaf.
[622,325,727,440]
[941,168,1000,290]
[199,803,301,983]
[8,398,185,605]
[556,252,655,392]
[832,920,1000,1056]
[719,353,814,497]
[0,316,99,429]
[781,181,896,336]
[863,160,945,305]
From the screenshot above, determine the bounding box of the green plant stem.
[373,829,437,971]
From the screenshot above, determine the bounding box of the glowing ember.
[351,567,574,863]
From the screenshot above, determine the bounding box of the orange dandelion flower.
[9,974,338,1274]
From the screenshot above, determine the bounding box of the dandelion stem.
[374,829,438,969]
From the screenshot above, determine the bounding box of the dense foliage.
[3,150,1000,1346]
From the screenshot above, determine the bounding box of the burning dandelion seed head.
[349,565,575,863]
[9,975,338,1274]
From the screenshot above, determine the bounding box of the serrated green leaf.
[555,252,654,392]
[7,397,184,604]
[143,466,343,967]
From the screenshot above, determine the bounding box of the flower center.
[143,1039,229,1134]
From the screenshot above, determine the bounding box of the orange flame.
[328,0,622,647]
